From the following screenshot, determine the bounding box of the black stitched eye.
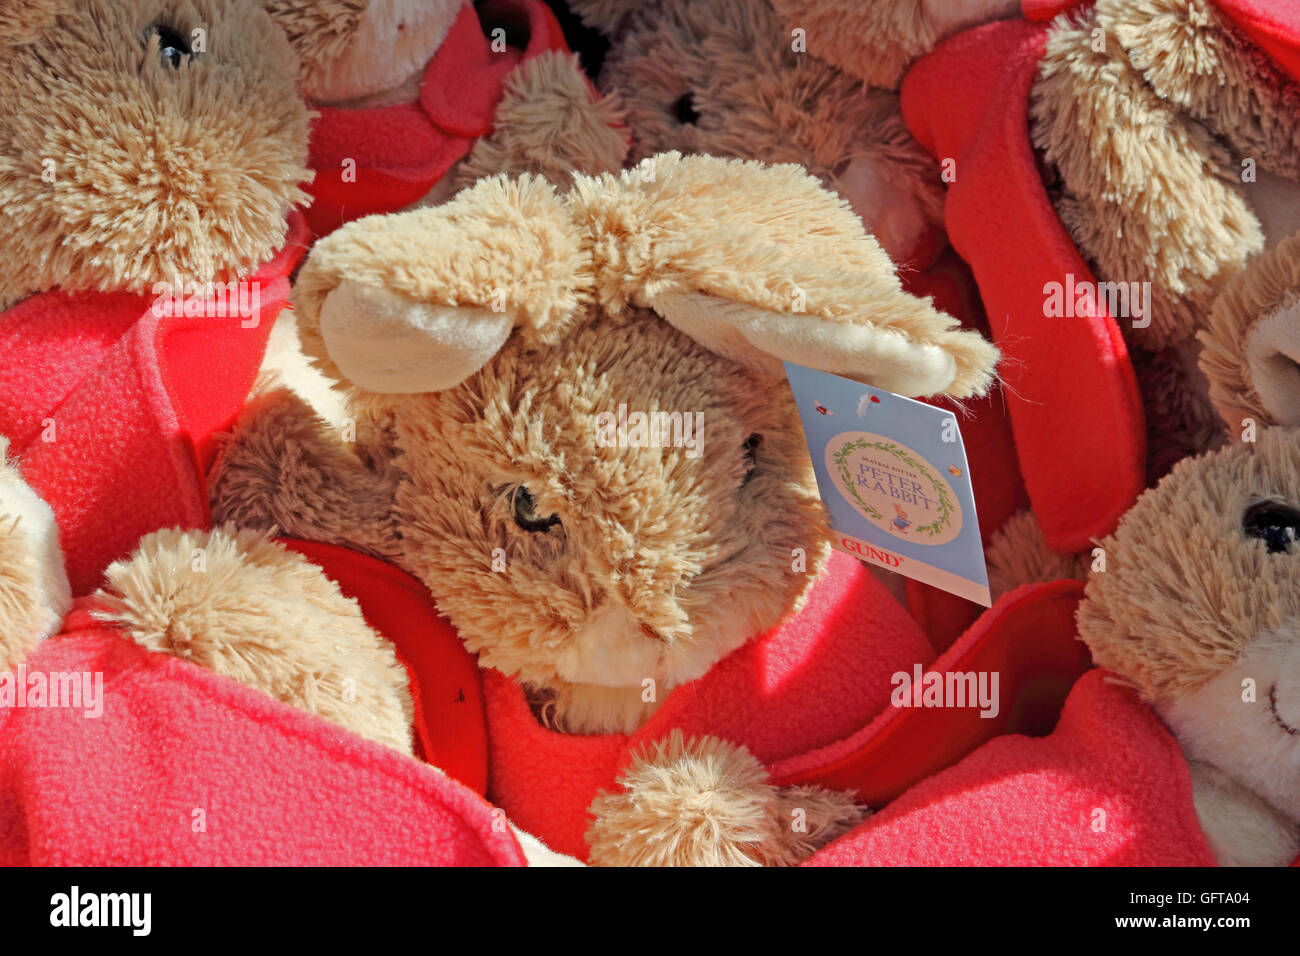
[512,487,561,534]
[673,92,700,125]
[1243,500,1300,554]
[741,433,762,486]
[151,25,192,68]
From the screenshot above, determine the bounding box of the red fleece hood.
[0,212,309,596]
[0,593,520,866]
[305,0,571,238]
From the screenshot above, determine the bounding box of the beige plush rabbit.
[1078,232,1300,866]
[212,152,999,864]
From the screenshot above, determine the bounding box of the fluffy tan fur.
[209,388,405,561]
[295,171,591,372]
[1077,241,1300,702]
[0,0,311,310]
[258,0,368,74]
[985,508,1089,603]
[95,527,414,754]
[1031,2,1262,353]
[454,52,628,190]
[769,0,1020,90]
[567,154,996,398]
[0,437,72,673]
[769,0,935,90]
[0,0,64,45]
[214,153,998,737]
[585,731,864,866]
[1200,231,1300,431]
[1104,0,1300,182]
[0,516,42,672]
[1028,0,1300,480]
[1077,425,1300,701]
[571,0,943,264]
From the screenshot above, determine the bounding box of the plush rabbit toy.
[212,152,999,864]
[1078,231,1300,866]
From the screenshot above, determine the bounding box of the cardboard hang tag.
[784,361,991,607]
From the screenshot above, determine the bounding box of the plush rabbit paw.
[95,526,414,754]
[0,438,72,670]
[585,731,866,866]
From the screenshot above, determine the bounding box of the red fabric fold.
[901,19,1146,553]
[773,580,1091,805]
[0,599,523,867]
[305,0,571,237]
[279,539,490,797]
[481,552,937,860]
[804,668,1216,866]
[0,211,309,596]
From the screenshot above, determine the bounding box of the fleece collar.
[2,590,520,866]
[0,211,309,596]
[304,0,570,238]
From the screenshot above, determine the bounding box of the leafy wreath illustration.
[830,437,956,538]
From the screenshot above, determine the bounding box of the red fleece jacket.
[304,0,572,238]
[0,212,309,596]
[0,606,521,866]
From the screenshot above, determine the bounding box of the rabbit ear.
[294,173,590,395]
[1200,231,1300,430]
[566,152,998,399]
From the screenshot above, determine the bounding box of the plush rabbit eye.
[150,25,192,68]
[673,92,700,125]
[741,433,762,486]
[1242,500,1300,554]
[512,487,561,534]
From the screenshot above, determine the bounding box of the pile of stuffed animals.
[0,0,1297,867]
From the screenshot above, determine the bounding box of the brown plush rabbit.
[212,152,999,864]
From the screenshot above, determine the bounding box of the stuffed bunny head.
[566,0,945,266]
[1033,0,1300,354]
[258,0,462,106]
[291,153,997,734]
[1078,232,1300,860]
[0,0,311,311]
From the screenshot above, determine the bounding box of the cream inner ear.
[651,290,958,397]
[1245,298,1300,427]
[319,279,515,394]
